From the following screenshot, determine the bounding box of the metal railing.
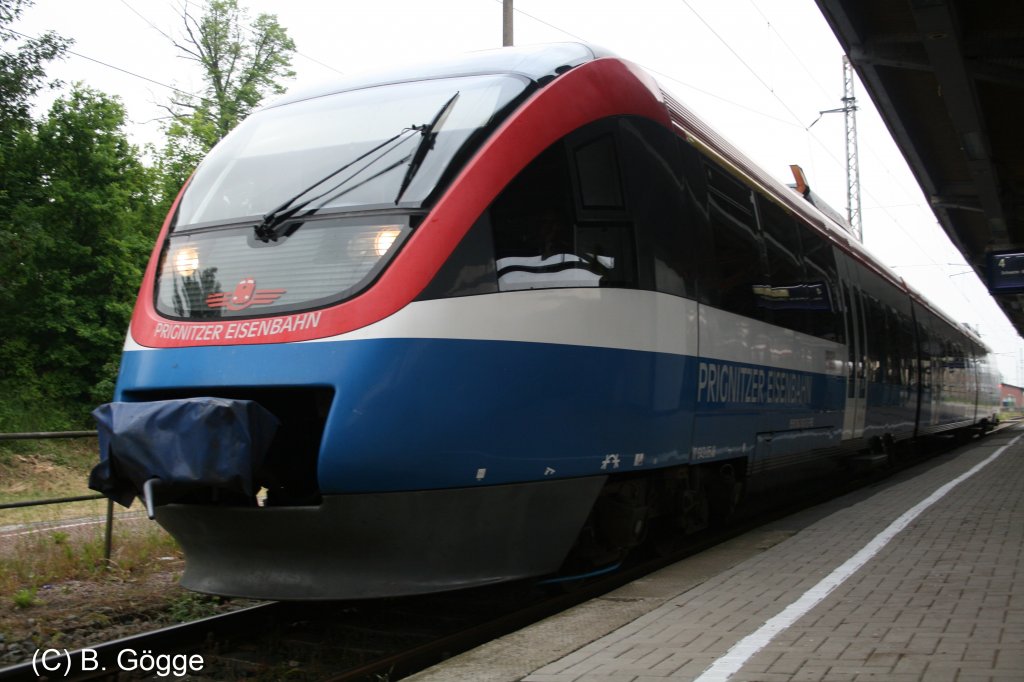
[0,430,97,441]
[0,430,115,562]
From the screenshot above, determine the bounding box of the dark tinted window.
[417,212,499,299]
[618,119,704,299]
[801,228,843,342]
[490,132,636,292]
[572,134,625,210]
[858,266,915,385]
[862,291,888,383]
[758,196,808,332]
[705,162,766,318]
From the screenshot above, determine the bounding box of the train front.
[92,45,628,600]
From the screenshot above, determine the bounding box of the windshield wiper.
[254,91,462,242]
[254,127,419,243]
[393,92,460,205]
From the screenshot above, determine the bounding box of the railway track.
[0,543,724,682]
[0,601,279,681]
[0,426,1007,682]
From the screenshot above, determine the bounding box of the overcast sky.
[13,0,1024,383]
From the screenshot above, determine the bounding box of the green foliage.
[166,592,219,622]
[0,2,78,430]
[0,0,70,139]
[0,0,298,431]
[159,0,295,200]
[0,86,159,429]
[13,587,36,608]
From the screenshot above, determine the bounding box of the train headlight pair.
[170,224,400,279]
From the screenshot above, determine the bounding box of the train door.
[836,253,867,440]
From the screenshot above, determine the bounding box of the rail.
[0,430,114,562]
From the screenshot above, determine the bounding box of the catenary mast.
[842,55,862,242]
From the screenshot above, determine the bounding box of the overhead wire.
[497,0,804,128]
[161,0,345,75]
[9,0,348,121]
[4,26,206,103]
[500,2,588,43]
[684,0,965,285]
[678,0,808,129]
[745,0,928,213]
[118,0,175,43]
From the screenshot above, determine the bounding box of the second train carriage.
[91,43,1000,599]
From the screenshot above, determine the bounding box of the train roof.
[269,42,613,108]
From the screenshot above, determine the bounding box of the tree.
[158,0,295,201]
[0,87,159,429]
[0,0,69,135]
[0,0,75,429]
[0,0,69,220]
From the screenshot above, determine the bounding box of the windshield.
[174,74,529,229]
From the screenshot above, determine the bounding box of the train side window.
[572,134,625,211]
[758,196,810,334]
[900,314,916,387]
[867,295,888,383]
[417,212,499,299]
[490,131,636,292]
[704,161,767,319]
[890,307,909,386]
[801,229,843,342]
[617,118,702,298]
[917,317,935,391]
[950,341,965,393]
[576,224,636,287]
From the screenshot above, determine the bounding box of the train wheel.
[707,463,744,526]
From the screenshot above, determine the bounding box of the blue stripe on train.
[116,338,843,492]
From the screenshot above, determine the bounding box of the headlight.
[348,225,403,259]
[373,226,402,257]
[173,245,200,277]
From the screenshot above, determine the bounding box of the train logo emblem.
[206,278,286,311]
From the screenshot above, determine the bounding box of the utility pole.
[810,56,863,242]
[841,55,862,243]
[503,0,514,46]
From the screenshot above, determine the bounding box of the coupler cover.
[89,398,279,508]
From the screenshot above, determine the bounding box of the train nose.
[89,397,280,514]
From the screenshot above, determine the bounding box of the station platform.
[407,424,1024,682]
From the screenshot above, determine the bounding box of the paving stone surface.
[411,427,1024,682]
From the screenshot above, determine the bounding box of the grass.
[12,587,36,609]
[0,436,183,599]
[1,520,181,594]
[0,437,98,502]
[165,591,222,622]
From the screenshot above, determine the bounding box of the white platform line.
[694,432,1021,682]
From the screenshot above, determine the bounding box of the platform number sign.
[987,251,1024,294]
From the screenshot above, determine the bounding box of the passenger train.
[90,43,1001,600]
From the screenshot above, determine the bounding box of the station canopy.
[815,0,1024,335]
